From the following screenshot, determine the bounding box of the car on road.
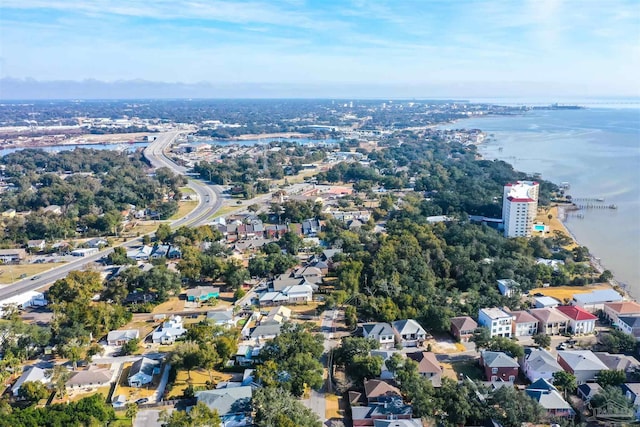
[31,275,41,281]
[135,398,149,405]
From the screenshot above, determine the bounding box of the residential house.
[126,245,153,261]
[363,323,396,349]
[86,238,108,248]
[621,383,640,420]
[571,289,623,312]
[128,357,160,387]
[351,396,414,427]
[370,350,400,380]
[152,315,186,344]
[556,305,597,335]
[0,248,27,264]
[66,367,112,390]
[616,316,640,341]
[450,316,477,342]
[529,307,571,335]
[594,352,640,374]
[557,350,609,383]
[262,306,291,325]
[526,378,575,420]
[522,348,563,382]
[604,301,640,327]
[186,286,220,302]
[43,205,62,215]
[106,329,140,346]
[406,351,442,386]
[150,244,169,259]
[27,239,46,251]
[207,309,237,328]
[301,218,321,236]
[480,351,519,382]
[249,323,282,342]
[478,307,513,338]
[258,284,313,306]
[293,266,324,284]
[497,279,521,297]
[534,296,560,308]
[364,379,402,404]
[391,319,427,348]
[264,224,288,239]
[167,246,182,259]
[12,366,49,397]
[124,291,156,305]
[196,386,253,427]
[577,383,603,402]
[507,310,539,337]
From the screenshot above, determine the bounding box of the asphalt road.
[0,132,222,301]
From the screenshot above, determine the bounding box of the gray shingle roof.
[482,351,519,368]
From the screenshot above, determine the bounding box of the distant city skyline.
[1,0,639,98]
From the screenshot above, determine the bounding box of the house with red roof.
[556,305,597,335]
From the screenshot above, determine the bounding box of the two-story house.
[363,323,395,349]
[450,316,477,342]
[556,305,597,335]
[529,307,571,335]
[478,307,513,338]
[391,319,427,348]
[481,350,519,382]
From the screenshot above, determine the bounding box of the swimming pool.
[534,224,546,231]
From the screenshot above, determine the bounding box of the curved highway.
[0,132,222,301]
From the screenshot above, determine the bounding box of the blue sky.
[1,0,639,97]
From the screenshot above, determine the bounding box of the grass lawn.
[152,297,186,314]
[535,206,577,249]
[450,359,484,381]
[528,283,612,302]
[110,413,133,427]
[169,201,198,220]
[126,222,161,236]
[0,263,64,284]
[167,368,232,399]
[179,186,196,195]
[115,364,159,402]
[210,204,242,219]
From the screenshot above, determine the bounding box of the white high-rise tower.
[502,181,539,238]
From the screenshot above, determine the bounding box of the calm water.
[0,142,149,157]
[440,108,640,295]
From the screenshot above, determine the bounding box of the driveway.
[134,409,168,427]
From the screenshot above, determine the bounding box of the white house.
[12,366,49,397]
[27,239,46,251]
[478,307,513,338]
[556,305,597,335]
[497,279,521,297]
[207,309,237,328]
[107,329,140,346]
[152,315,186,344]
[557,350,609,384]
[508,310,539,337]
[128,357,160,387]
[523,348,563,382]
[534,296,560,308]
[391,319,427,348]
[363,323,396,349]
[126,245,153,261]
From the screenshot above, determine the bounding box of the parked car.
[135,398,149,405]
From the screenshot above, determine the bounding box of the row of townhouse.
[474,305,599,338]
[215,215,324,242]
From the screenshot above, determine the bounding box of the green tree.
[344,305,358,330]
[471,327,491,350]
[590,385,635,411]
[333,336,379,366]
[18,381,49,403]
[158,402,221,427]
[532,333,551,349]
[107,246,136,265]
[552,370,577,398]
[48,365,71,399]
[600,329,637,353]
[253,387,322,427]
[348,354,383,385]
[120,338,140,355]
[488,385,545,427]
[125,403,139,422]
[156,223,173,243]
[279,231,303,255]
[597,369,626,387]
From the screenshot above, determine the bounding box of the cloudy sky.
[1,0,639,98]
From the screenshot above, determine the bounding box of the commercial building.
[502,181,539,238]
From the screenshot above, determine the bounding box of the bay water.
[439,108,640,296]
